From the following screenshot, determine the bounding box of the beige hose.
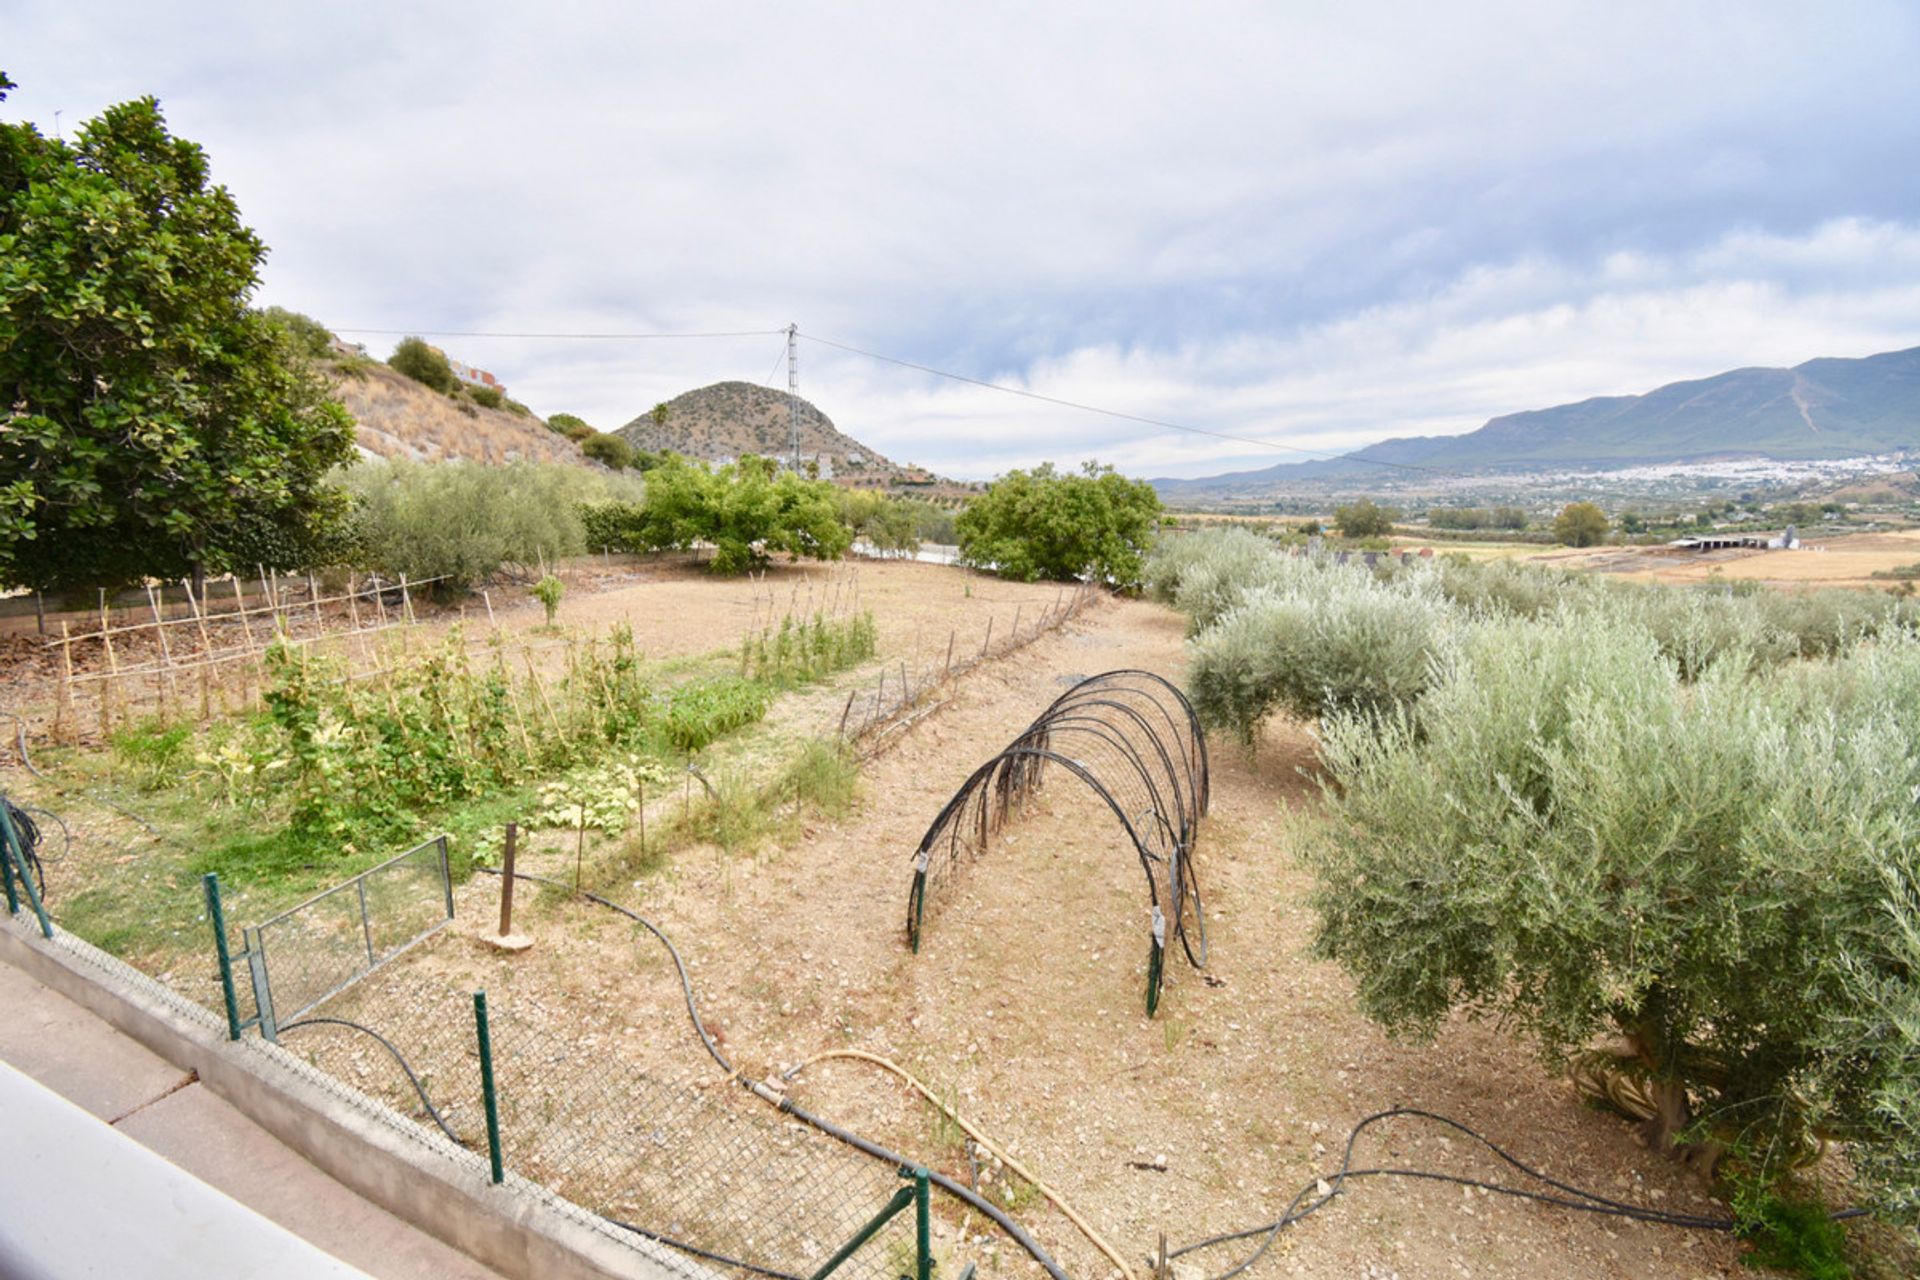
[786,1048,1138,1280]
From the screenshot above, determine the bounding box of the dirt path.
[409,576,1753,1280]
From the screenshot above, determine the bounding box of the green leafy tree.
[601,453,850,574]
[388,336,457,393]
[1554,500,1609,547]
[0,80,355,592]
[1333,498,1396,539]
[954,461,1161,587]
[1308,619,1920,1211]
[580,432,634,469]
[258,307,334,360]
[650,402,670,429]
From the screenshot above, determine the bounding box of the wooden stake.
[147,585,177,716]
[838,688,858,739]
[498,822,519,936]
[945,629,955,678]
[56,622,75,745]
[981,617,993,658]
[1012,604,1022,641]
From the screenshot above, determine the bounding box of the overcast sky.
[9,2,1920,478]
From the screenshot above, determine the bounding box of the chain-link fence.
[283,977,934,1280]
[210,836,452,1039]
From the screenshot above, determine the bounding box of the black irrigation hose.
[776,1093,1073,1280]
[606,1218,805,1280]
[2,797,49,898]
[1,706,161,839]
[483,867,1073,1280]
[3,711,51,782]
[1167,1107,1872,1280]
[277,1016,463,1146]
[475,866,733,1074]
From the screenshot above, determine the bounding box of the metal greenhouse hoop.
[905,670,1210,1014]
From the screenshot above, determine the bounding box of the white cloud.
[8,2,1920,477]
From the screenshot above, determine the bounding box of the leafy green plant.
[1187,569,1450,742]
[532,755,673,836]
[777,739,861,818]
[1306,618,1920,1213]
[341,459,642,588]
[662,676,773,754]
[1733,1189,1853,1280]
[532,574,565,626]
[109,718,195,788]
[580,432,634,469]
[743,612,877,687]
[388,336,457,393]
[955,460,1161,587]
[0,83,356,592]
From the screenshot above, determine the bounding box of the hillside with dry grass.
[617,381,906,478]
[328,362,590,466]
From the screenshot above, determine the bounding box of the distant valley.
[1155,345,1920,504]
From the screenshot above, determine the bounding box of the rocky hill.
[1156,344,1920,497]
[328,362,587,466]
[616,382,905,479]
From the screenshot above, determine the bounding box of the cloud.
[7,2,1920,477]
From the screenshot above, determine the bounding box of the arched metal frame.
[905,670,1210,1015]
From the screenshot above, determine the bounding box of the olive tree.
[1307,616,1920,1214]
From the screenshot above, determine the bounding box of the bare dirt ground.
[365,562,1790,1280]
[1428,528,1920,593]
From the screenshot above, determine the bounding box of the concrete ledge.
[0,918,710,1280]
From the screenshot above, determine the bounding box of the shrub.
[622,454,851,575]
[663,676,773,753]
[388,336,457,394]
[547,412,593,437]
[955,461,1161,587]
[467,384,504,410]
[1186,567,1450,743]
[1553,500,1609,547]
[259,307,335,360]
[342,460,642,588]
[835,490,921,556]
[1430,555,1589,620]
[1333,498,1395,539]
[1307,619,1920,1216]
[778,739,861,818]
[580,432,634,470]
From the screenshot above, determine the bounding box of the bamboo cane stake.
[56,622,75,745]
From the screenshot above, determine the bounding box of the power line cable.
[331,327,786,340]
[798,330,1459,476]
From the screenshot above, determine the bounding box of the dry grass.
[329,363,590,466]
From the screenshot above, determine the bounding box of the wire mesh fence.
[230,836,452,1037]
[839,581,1099,748]
[286,976,927,1280]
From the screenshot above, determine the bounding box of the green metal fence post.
[0,802,53,939]
[911,1166,932,1280]
[474,990,504,1184]
[203,873,243,1041]
[807,1183,916,1280]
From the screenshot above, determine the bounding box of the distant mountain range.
[616,381,907,479]
[1154,345,1920,496]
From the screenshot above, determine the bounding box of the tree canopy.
[954,461,1162,587]
[1333,498,1396,539]
[1554,500,1609,547]
[583,454,850,574]
[0,80,354,592]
